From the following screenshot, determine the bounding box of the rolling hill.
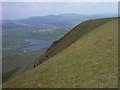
[3,17,118,88]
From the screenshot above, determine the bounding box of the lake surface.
[21,39,54,52]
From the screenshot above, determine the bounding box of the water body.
[21,39,54,52]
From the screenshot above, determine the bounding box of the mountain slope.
[34,18,115,66]
[2,20,31,29]
[3,18,118,88]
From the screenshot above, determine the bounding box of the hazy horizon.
[2,2,118,20]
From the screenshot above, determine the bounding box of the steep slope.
[34,18,115,66]
[3,18,118,88]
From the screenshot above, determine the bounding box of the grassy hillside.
[34,18,116,66]
[3,18,118,88]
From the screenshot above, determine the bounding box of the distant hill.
[2,20,31,29]
[2,13,117,29]
[3,17,118,88]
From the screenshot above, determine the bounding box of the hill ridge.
[32,18,114,67]
[3,17,118,88]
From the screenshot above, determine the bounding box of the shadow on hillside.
[2,68,19,83]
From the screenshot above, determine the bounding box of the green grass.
[39,18,115,63]
[2,49,45,83]
[3,18,118,88]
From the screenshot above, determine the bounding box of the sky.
[1,0,119,2]
[2,2,118,20]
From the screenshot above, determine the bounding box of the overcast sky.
[2,2,118,20]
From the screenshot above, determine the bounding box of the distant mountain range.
[2,13,117,29]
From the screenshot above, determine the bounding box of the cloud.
[1,0,119,2]
[0,8,1,11]
[2,2,118,19]
[30,3,40,8]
